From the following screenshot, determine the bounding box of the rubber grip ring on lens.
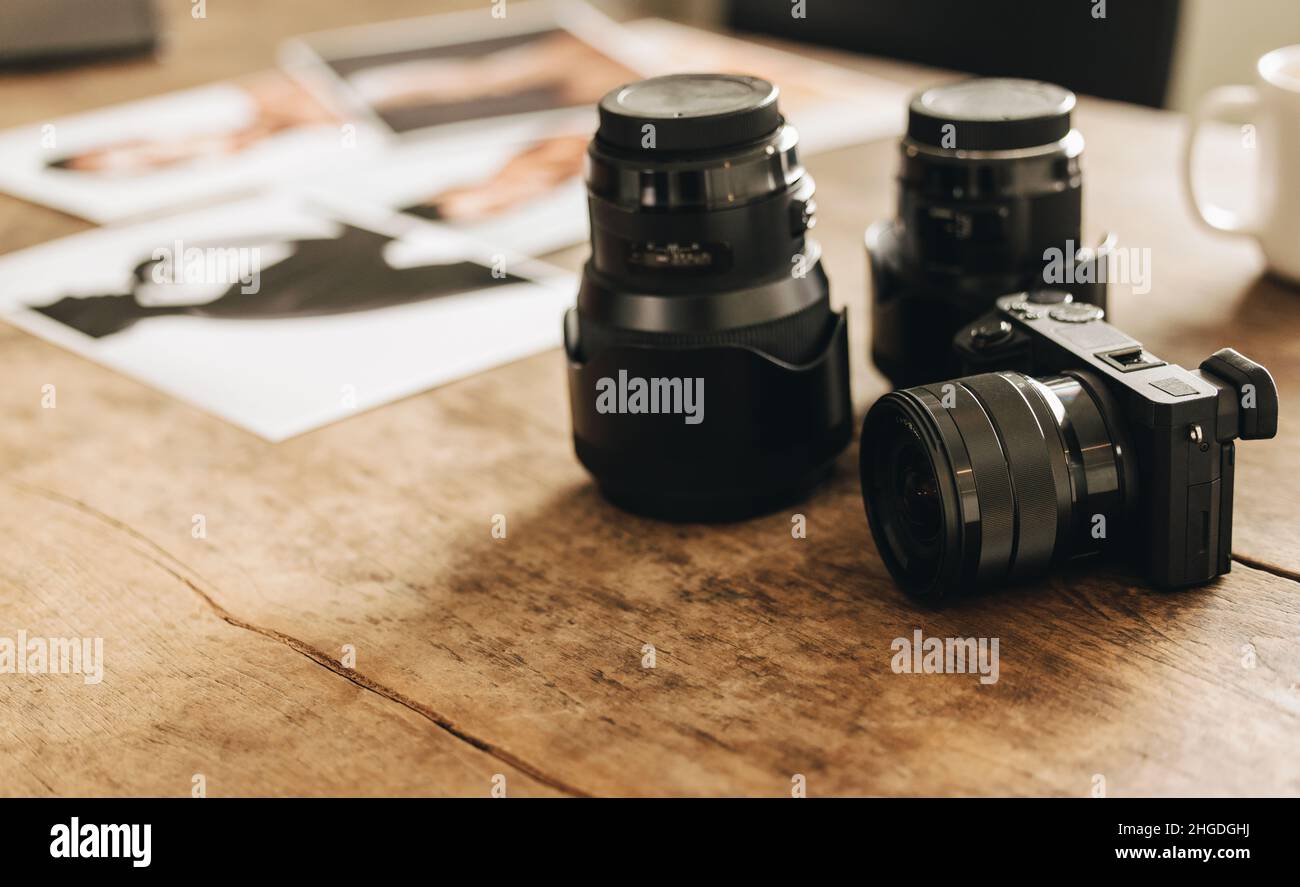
[962,373,1059,580]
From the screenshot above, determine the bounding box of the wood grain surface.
[1,1,1297,797]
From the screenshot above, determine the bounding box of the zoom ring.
[917,372,1072,586]
[961,373,1066,581]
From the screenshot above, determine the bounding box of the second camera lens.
[566,74,853,521]
[867,77,1109,388]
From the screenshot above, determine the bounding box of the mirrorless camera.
[860,290,1279,599]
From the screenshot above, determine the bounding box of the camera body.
[954,292,1278,587]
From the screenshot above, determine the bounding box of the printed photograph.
[305,131,590,255]
[0,194,573,440]
[281,0,651,137]
[0,70,385,222]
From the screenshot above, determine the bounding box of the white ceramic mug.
[1184,44,1300,283]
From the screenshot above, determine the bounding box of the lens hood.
[565,295,851,522]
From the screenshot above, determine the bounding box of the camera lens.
[900,78,1079,275]
[566,74,852,521]
[860,370,1133,599]
[867,77,1107,388]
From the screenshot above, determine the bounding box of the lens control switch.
[790,198,816,236]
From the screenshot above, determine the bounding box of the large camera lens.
[860,370,1133,599]
[867,78,1108,388]
[565,74,852,521]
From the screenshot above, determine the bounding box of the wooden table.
[2,1,1298,797]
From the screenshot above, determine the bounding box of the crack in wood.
[1232,554,1300,585]
[8,481,591,798]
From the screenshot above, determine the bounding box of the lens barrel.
[566,74,852,521]
[867,78,1106,388]
[860,370,1133,599]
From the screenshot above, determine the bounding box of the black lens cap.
[907,78,1076,151]
[597,73,782,153]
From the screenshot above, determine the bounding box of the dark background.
[729,0,1182,107]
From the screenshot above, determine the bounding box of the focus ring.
[919,380,1014,586]
[962,373,1059,580]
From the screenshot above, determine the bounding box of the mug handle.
[1183,85,1261,235]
